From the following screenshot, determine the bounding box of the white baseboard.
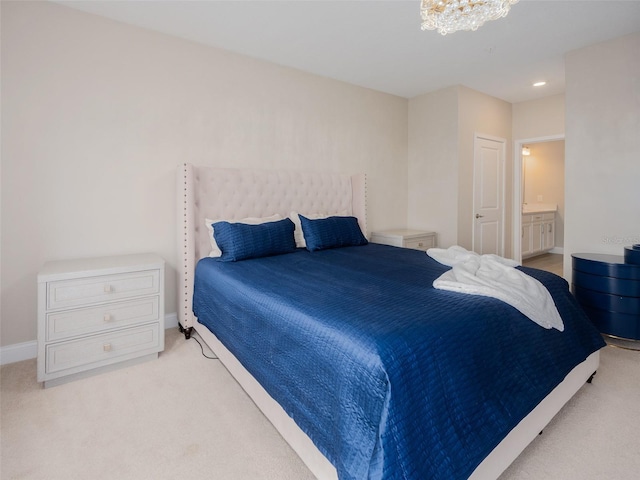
[0,313,179,366]
[0,340,38,366]
[550,247,564,255]
[164,312,178,328]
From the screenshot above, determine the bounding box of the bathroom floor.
[523,253,564,277]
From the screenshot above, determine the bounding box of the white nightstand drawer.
[45,323,160,374]
[404,236,436,251]
[46,296,160,342]
[47,269,160,310]
[371,229,437,252]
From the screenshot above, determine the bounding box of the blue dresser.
[572,252,640,342]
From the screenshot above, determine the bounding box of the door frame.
[472,133,506,256]
[512,134,565,263]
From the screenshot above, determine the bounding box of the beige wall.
[511,94,565,261]
[512,94,565,141]
[457,86,512,256]
[407,87,459,248]
[3,2,638,349]
[564,32,640,280]
[408,86,512,255]
[523,141,565,247]
[0,1,408,346]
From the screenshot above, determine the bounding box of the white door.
[473,135,505,255]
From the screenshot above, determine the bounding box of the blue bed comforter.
[193,243,605,480]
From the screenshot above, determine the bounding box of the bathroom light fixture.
[522,146,531,156]
[420,0,519,35]
[533,81,547,87]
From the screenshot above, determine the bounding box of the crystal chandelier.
[420,0,519,35]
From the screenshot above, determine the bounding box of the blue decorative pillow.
[213,218,296,262]
[299,215,368,252]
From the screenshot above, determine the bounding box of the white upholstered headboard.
[177,163,367,330]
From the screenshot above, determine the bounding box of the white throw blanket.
[427,246,564,331]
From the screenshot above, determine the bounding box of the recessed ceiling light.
[533,81,547,87]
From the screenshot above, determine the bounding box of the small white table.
[370,229,437,252]
[37,253,165,388]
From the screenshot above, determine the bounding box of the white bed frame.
[177,163,599,480]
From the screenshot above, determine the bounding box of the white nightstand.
[37,253,165,388]
[370,229,437,252]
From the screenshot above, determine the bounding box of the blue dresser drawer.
[573,285,640,315]
[624,245,640,265]
[580,306,640,340]
[573,270,640,297]
[572,253,640,280]
[572,253,640,342]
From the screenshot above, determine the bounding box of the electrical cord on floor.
[190,334,218,360]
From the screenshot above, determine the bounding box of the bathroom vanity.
[522,204,556,258]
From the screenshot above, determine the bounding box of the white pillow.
[206,214,283,257]
[289,211,348,248]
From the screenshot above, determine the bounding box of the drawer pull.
[103,343,112,352]
[417,242,424,247]
[103,284,113,293]
[103,313,112,322]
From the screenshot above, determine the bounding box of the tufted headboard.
[177,163,367,330]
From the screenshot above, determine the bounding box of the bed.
[177,163,605,480]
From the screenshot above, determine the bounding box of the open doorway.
[513,135,565,276]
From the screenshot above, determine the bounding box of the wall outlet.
[537,195,543,202]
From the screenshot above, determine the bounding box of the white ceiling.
[56,0,640,103]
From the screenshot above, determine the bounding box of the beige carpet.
[1,327,639,480]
